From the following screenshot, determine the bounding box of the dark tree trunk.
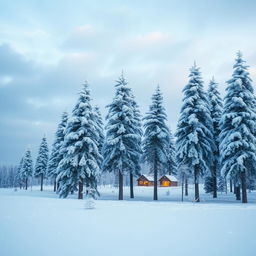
[57,181,59,191]
[241,172,247,203]
[129,173,134,198]
[118,171,123,200]
[194,166,200,202]
[230,179,233,193]
[53,180,56,192]
[40,173,43,191]
[181,174,184,202]
[185,177,188,196]
[78,179,83,199]
[25,178,28,190]
[233,183,236,194]
[235,185,241,200]
[213,167,217,198]
[153,156,158,201]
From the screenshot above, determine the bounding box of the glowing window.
[162,181,170,186]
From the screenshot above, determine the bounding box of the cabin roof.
[159,175,178,182]
[138,175,154,181]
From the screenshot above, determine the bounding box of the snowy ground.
[1,185,256,256]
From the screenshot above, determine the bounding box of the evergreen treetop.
[57,82,102,198]
[142,86,170,173]
[103,74,142,176]
[176,63,214,178]
[34,136,49,177]
[20,149,33,180]
[48,112,68,179]
[220,52,256,181]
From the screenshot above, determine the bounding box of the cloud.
[0,75,13,86]
[1,0,256,165]
[0,44,37,76]
[131,32,170,46]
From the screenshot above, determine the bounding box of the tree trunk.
[230,179,233,193]
[40,173,43,191]
[185,177,188,196]
[25,178,28,190]
[153,156,158,201]
[181,174,184,202]
[114,173,118,188]
[118,171,123,200]
[241,172,247,203]
[53,180,56,192]
[78,179,83,199]
[213,167,217,198]
[233,183,236,194]
[194,166,200,202]
[129,173,134,198]
[235,185,241,200]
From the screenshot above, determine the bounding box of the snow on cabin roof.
[160,175,178,182]
[139,175,154,181]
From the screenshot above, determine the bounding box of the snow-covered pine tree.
[247,173,256,191]
[17,157,24,189]
[218,176,226,193]
[204,176,214,193]
[129,92,142,198]
[93,106,105,156]
[48,112,68,192]
[176,63,214,202]
[20,149,33,190]
[103,73,142,200]
[34,136,49,191]
[142,86,170,200]
[178,164,190,200]
[167,130,177,175]
[207,78,223,198]
[220,52,256,203]
[57,82,102,199]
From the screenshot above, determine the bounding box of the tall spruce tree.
[142,86,170,200]
[218,176,226,193]
[103,74,142,200]
[176,63,214,202]
[93,106,105,156]
[220,52,256,203]
[167,130,177,175]
[207,78,223,198]
[57,82,102,199]
[48,112,68,192]
[20,149,33,190]
[204,176,214,193]
[129,93,142,198]
[34,136,49,191]
[17,157,24,189]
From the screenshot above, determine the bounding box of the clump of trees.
[7,52,256,203]
[0,165,19,188]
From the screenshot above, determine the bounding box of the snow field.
[0,186,256,256]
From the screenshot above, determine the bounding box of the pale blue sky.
[1,0,256,164]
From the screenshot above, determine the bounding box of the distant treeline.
[0,165,18,188]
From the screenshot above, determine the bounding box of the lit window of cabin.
[162,180,170,186]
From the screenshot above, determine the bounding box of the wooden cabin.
[137,175,154,186]
[159,175,178,187]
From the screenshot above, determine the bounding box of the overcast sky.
[1,0,256,164]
